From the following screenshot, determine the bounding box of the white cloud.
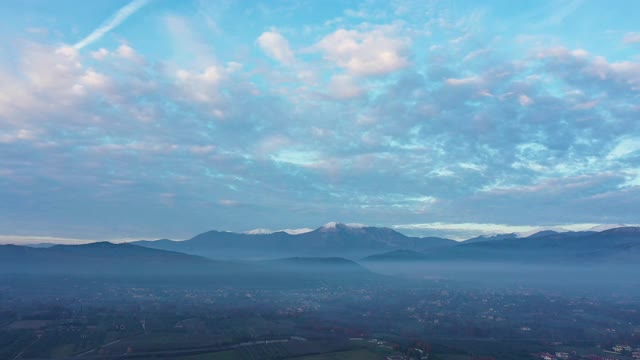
[257,31,295,65]
[446,76,483,86]
[219,199,239,206]
[623,32,640,44]
[0,129,38,144]
[327,74,364,99]
[173,65,228,105]
[538,46,640,86]
[395,222,536,233]
[463,48,490,62]
[243,227,314,235]
[0,235,133,245]
[26,45,82,88]
[164,15,216,65]
[243,228,274,234]
[607,137,640,160]
[391,222,623,240]
[115,44,137,60]
[315,26,411,76]
[0,43,104,121]
[91,48,109,60]
[573,100,598,110]
[518,94,534,106]
[271,150,321,166]
[189,145,216,154]
[281,228,314,235]
[80,69,110,88]
[26,27,48,35]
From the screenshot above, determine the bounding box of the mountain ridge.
[365,226,640,264]
[6,225,638,264]
[0,242,377,287]
[132,222,457,259]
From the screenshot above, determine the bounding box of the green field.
[289,348,387,360]
[7,320,50,330]
[175,348,387,360]
[174,350,238,360]
[170,341,396,360]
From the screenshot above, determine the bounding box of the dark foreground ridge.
[0,242,377,288]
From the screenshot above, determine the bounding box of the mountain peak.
[281,228,314,235]
[320,222,365,231]
[463,233,518,243]
[243,228,274,235]
[525,230,559,238]
[321,222,340,229]
[52,241,120,249]
[242,227,313,235]
[362,249,429,262]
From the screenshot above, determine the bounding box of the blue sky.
[1,0,640,243]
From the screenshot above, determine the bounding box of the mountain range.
[0,241,374,288]
[133,222,456,259]
[363,227,640,263]
[0,242,227,275]
[2,224,638,274]
[130,223,640,263]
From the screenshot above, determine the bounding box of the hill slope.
[0,242,376,287]
[361,250,430,262]
[426,227,640,263]
[0,242,227,275]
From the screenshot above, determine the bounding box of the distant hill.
[272,256,364,267]
[132,223,456,259]
[463,230,598,243]
[131,238,180,249]
[268,256,370,274]
[0,242,377,287]
[417,237,457,250]
[361,250,430,262]
[23,243,55,248]
[525,230,559,238]
[263,256,375,285]
[426,227,640,263]
[359,227,640,264]
[463,233,518,244]
[0,242,222,275]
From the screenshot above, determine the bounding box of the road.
[22,338,291,360]
[13,336,41,360]
[74,339,123,357]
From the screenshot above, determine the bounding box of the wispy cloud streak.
[74,0,149,49]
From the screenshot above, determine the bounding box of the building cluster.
[539,352,569,360]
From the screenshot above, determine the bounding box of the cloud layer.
[1,0,640,241]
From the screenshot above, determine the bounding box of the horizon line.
[0,222,635,245]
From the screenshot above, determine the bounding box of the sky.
[1,0,640,243]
